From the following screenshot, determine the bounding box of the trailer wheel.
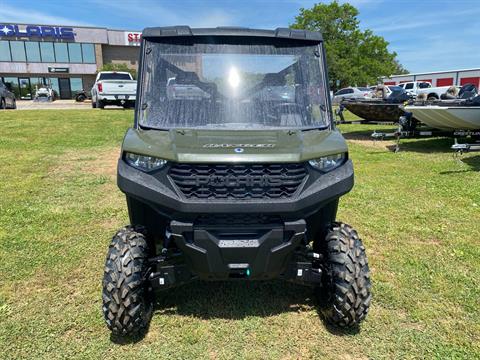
[315,222,371,328]
[102,226,153,336]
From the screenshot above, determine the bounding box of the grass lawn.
[0,109,479,359]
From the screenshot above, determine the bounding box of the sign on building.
[124,32,142,46]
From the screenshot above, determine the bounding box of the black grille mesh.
[169,163,307,200]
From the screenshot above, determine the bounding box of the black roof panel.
[142,26,322,42]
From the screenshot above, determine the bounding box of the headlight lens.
[124,152,167,171]
[309,153,346,172]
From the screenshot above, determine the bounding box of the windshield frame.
[135,36,332,131]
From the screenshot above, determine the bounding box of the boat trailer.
[370,115,480,154]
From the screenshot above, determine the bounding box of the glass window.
[47,78,59,98]
[405,83,414,90]
[68,43,82,63]
[10,41,26,62]
[81,43,95,63]
[2,77,19,98]
[0,41,11,61]
[40,42,55,62]
[70,78,83,95]
[54,43,69,62]
[25,42,41,62]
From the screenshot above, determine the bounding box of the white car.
[332,87,373,104]
[91,71,137,109]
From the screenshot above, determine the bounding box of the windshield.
[139,38,330,130]
[99,73,132,80]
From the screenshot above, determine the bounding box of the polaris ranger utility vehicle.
[102,26,371,336]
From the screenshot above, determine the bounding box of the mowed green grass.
[0,109,479,359]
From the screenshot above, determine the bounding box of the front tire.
[102,226,153,336]
[315,222,371,328]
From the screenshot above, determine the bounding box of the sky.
[1,0,479,74]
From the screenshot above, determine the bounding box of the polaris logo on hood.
[0,24,75,39]
[203,144,275,148]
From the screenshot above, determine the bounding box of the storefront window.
[2,77,19,98]
[40,42,55,62]
[48,78,60,98]
[81,43,95,63]
[25,42,41,62]
[0,41,11,61]
[10,41,26,62]
[54,43,69,62]
[70,78,83,95]
[68,43,82,63]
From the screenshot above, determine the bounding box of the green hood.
[121,128,347,163]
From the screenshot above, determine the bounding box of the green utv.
[102,26,371,335]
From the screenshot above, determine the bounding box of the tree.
[291,1,407,90]
[100,63,137,79]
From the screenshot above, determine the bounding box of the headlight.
[124,152,167,172]
[309,153,346,172]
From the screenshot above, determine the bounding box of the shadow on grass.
[341,128,397,141]
[110,280,360,344]
[440,155,480,174]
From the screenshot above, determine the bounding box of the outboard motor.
[387,88,410,103]
[458,83,477,99]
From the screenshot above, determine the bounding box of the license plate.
[117,95,126,100]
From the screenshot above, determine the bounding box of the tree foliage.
[291,1,407,90]
[100,63,137,79]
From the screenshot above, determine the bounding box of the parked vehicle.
[101,26,371,336]
[332,87,372,104]
[33,85,56,102]
[0,81,16,109]
[397,81,454,101]
[75,89,90,102]
[91,71,137,109]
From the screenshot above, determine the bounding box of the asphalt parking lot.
[15,100,94,110]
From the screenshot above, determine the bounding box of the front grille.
[169,163,307,200]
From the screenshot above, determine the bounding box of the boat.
[341,85,415,123]
[404,97,480,131]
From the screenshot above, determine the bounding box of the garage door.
[436,78,453,87]
[460,77,480,88]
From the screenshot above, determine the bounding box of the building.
[0,23,142,99]
[382,68,480,88]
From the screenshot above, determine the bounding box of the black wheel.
[102,226,153,336]
[0,98,5,110]
[92,98,97,108]
[97,100,105,109]
[12,99,16,109]
[76,94,86,102]
[315,222,371,328]
[427,96,438,101]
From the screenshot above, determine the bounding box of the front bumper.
[117,159,354,221]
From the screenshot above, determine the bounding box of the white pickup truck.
[91,71,137,109]
[397,81,452,100]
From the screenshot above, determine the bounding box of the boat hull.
[343,102,406,122]
[404,106,480,130]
